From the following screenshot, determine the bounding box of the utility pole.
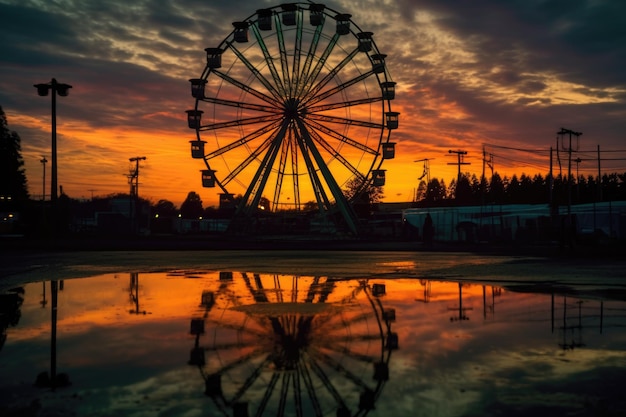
[557,128,582,248]
[128,156,146,234]
[414,158,433,184]
[448,150,470,199]
[448,150,470,182]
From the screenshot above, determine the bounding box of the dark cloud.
[1,0,625,201]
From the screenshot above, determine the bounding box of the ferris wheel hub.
[284,97,303,119]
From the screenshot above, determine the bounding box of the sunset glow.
[1,0,625,207]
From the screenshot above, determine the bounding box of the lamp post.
[40,156,48,201]
[34,78,72,217]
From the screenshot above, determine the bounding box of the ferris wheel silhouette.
[188,273,398,416]
[186,3,398,234]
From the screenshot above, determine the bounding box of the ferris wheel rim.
[187,2,398,233]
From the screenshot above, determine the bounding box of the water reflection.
[1,272,626,416]
[186,274,396,416]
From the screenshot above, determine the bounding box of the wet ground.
[2,247,626,416]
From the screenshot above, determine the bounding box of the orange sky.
[1,1,625,208]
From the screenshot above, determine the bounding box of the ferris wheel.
[188,273,398,417]
[186,3,398,234]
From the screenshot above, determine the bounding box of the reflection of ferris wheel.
[188,274,398,417]
[186,3,399,234]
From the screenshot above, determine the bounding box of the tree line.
[416,171,626,207]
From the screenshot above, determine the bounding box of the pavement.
[2,236,626,300]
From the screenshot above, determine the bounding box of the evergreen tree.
[180,191,204,219]
[0,107,29,207]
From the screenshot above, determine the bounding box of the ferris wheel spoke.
[206,120,282,160]
[236,122,288,215]
[205,319,268,339]
[310,350,372,391]
[292,125,334,210]
[324,333,383,343]
[213,69,282,108]
[294,15,325,98]
[204,340,263,351]
[322,311,371,333]
[278,371,291,417]
[258,372,281,416]
[303,118,378,155]
[274,15,292,97]
[250,24,287,97]
[307,96,383,113]
[306,357,349,410]
[221,135,273,186]
[228,41,284,102]
[298,360,324,417]
[201,96,280,114]
[290,9,304,100]
[292,368,303,417]
[299,32,340,100]
[228,355,274,405]
[318,343,379,365]
[305,69,374,107]
[199,114,282,131]
[295,118,358,234]
[300,47,359,103]
[306,126,366,180]
[272,138,291,210]
[306,113,384,131]
[210,347,267,376]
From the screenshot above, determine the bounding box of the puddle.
[2,271,626,416]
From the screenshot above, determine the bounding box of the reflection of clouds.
[5,272,626,416]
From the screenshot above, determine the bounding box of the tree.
[425,178,446,203]
[153,199,178,218]
[180,191,203,219]
[0,107,29,207]
[343,176,384,204]
[488,172,505,204]
[343,176,384,218]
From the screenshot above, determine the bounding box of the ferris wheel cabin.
[309,3,325,26]
[186,110,203,129]
[382,142,396,159]
[189,78,207,99]
[381,81,396,100]
[385,112,399,130]
[232,22,249,43]
[189,140,206,159]
[281,4,297,26]
[201,170,217,188]
[335,13,352,35]
[372,170,386,187]
[204,48,223,69]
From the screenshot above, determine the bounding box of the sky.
[1,0,625,207]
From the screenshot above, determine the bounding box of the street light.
[40,156,48,201]
[33,78,72,209]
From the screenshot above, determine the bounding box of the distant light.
[155,214,159,218]
[199,216,203,220]
[178,214,182,218]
